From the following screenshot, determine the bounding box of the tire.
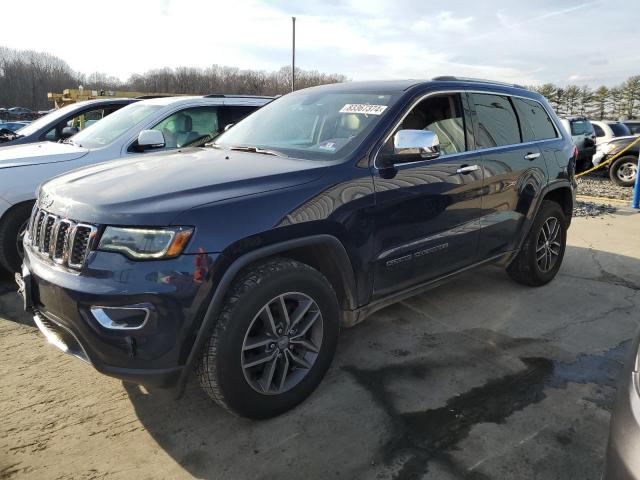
[609,156,638,187]
[0,202,33,273]
[507,200,567,287]
[197,257,340,419]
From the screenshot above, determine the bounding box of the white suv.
[0,95,272,271]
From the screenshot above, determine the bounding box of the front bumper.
[604,333,640,479]
[21,245,220,388]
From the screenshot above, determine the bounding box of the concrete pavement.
[1,212,638,479]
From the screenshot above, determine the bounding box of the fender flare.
[508,180,574,263]
[176,234,357,395]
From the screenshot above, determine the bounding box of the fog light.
[90,305,151,330]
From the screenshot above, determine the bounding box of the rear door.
[468,92,551,259]
[371,92,484,299]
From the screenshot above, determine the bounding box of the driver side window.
[43,107,108,141]
[151,106,219,149]
[383,93,468,156]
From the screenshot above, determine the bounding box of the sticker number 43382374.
[339,104,388,115]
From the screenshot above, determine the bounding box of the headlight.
[98,226,193,259]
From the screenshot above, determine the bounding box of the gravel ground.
[573,201,618,218]
[577,175,633,201]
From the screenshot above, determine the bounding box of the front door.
[371,92,485,299]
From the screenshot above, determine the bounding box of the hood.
[40,147,328,225]
[0,141,89,169]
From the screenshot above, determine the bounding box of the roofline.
[431,76,526,89]
[203,94,275,99]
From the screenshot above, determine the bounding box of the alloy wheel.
[536,217,561,273]
[16,218,29,260]
[616,161,637,183]
[241,292,323,395]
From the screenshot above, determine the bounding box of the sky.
[4,0,640,87]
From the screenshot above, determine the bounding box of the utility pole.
[291,16,296,92]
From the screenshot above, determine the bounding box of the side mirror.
[224,123,234,132]
[137,130,165,150]
[392,129,440,160]
[60,126,79,139]
[381,129,441,166]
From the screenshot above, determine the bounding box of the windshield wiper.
[228,145,288,157]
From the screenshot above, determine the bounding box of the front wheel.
[197,258,340,419]
[507,200,567,286]
[609,156,638,187]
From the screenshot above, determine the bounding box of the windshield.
[214,90,399,160]
[570,120,593,135]
[71,104,161,148]
[609,122,631,137]
[16,103,85,136]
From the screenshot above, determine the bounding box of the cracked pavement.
[1,212,639,479]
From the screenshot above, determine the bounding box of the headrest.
[175,114,192,132]
[340,114,360,131]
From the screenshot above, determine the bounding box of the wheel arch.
[177,234,358,395]
[0,198,35,224]
[541,184,574,223]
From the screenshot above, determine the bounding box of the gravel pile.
[577,175,633,201]
[573,200,617,218]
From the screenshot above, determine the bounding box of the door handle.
[524,152,540,160]
[456,164,480,174]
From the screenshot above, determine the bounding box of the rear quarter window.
[609,123,631,137]
[512,97,558,141]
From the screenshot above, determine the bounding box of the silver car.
[0,94,272,271]
[605,329,640,479]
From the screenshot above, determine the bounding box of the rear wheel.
[197,258,340,419]
[0,202,33,272]
[507,200,567,286]
[609,156,638,187]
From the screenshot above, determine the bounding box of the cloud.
[1,0,636,87]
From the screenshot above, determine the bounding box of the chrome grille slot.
[27,207,97,270]
[52,220,73,262]
[33,210,46,247]
[68,225,95,268]
[41,215,57,253]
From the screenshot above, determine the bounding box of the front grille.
[28,207,97,270]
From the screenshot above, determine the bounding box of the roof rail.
[134,95,177,99]
[203,94,275,99]
[432,76,525,89]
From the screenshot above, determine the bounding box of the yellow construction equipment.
[47,88,189,108]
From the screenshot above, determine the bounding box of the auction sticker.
[339,104,388,115]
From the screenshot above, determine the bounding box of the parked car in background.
[7,107,33,118]
[0,121,30,132]
[0,94,272,272]
[591,120,638,186]
[591,120,633,145]
[621,120,640,135]
[18,78,575,419]
[604,328,640,479]
[0,98,138,147]
[559,116,596,172]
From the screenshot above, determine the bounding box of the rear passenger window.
[513,97,558,141]
[470,94,521,149]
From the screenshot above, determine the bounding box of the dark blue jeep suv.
[19,78,576,418]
